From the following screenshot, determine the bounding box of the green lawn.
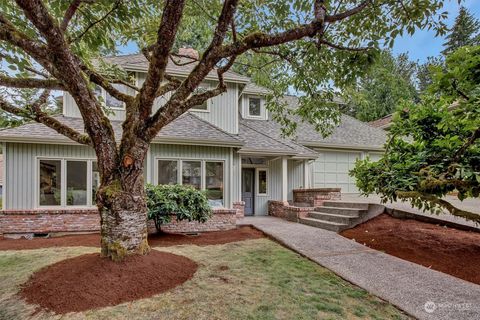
[0,239,410,319]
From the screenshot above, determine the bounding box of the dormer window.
[190,86,210,112]
[248,97,261,117]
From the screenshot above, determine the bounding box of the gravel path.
[239,216,480,320]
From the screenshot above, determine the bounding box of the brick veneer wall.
[0,208,237,236]
[293,188,341,207]
[233,201,245,218]
[268,201,289,218]
[268,201,312,222]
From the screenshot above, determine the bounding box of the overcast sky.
[119,0,480,64]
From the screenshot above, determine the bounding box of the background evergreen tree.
[442,6,480,55]
[341,51,418,122]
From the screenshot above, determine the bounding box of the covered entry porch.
[239,154,313,215]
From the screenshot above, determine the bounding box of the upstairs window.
[248,97,261,117]
[94,84,126,109]
[190,87,209,111]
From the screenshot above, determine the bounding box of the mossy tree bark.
[95,140,151,261]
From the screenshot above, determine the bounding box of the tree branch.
[0,95,91,145]
[70,0,122,43]
[319,39,372,51]
[0,74,64,90]
[137,0,187,119]
[61,0,94,32]
[325,0,371,23]
[396,191,480,223]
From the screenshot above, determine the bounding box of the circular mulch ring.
[20,250,197,314]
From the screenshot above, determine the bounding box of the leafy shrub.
[146,184,212,231]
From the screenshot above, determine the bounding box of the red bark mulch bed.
[20,250,198,314]
[0,226,264,251]
[341,214,480,285]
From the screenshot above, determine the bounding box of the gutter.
[0,137,244,148]
[298,141,385,152]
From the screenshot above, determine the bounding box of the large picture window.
[66,161,87,206]
[92,161,100,204]
[206,162,224,207]
[38,158,97,207]
[157,160,178,185]
[182,161,202,189]
[156,159,225,206]
[39,160,62,206]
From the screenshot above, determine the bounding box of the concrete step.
[322,201,369,210]
[314,206,367,217]
[292,202,314,208]
[309,211,359,224]
[299,217,347,232]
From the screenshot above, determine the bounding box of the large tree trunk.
[95,141,150,261]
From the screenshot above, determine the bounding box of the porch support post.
[303,160,309,189]
[282,156,288,201]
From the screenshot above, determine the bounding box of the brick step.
[308,211,359,224]
[299,217,347,232]
[322,201,369,210]
[314,206,367,216]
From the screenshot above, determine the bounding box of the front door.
[242,168,255,215]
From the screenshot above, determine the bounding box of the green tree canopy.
[442,6,480,56]
[351,46,480,222]
[340,50,418,122]
[0,0,450,259]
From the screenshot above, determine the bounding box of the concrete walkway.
[239,216,480,320]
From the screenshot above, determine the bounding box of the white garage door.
[313,150,362,193]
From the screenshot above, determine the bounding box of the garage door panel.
[337,163,349,172]
[312,150,362,194]
[324,163,337,172]
[336,173,350,183]
[324,173,337,183]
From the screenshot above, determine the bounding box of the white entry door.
[312,150,362,193]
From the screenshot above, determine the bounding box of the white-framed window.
[248,97,262,117]
[256,168,268,196]
[155,158,224,206]
[190,86,210,112]
[94,84,126,110]
[38,158,99,208]
[157,160,178,185]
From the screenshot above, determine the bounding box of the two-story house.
[0,53,387,236]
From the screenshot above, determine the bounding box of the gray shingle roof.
[0,114,243,146]
[239,119,318,158]
[277,96,387,150]
[102,54,251,83]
